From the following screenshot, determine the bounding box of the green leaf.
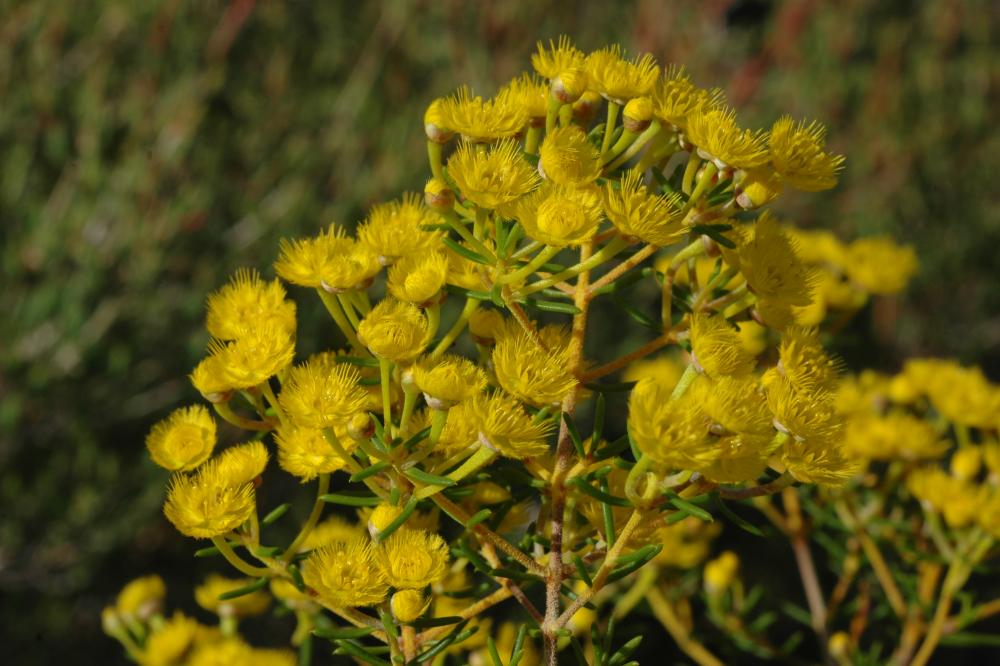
[940,632,1000,647]
[571,554,593,587]
[379,610,399,640]
[414,623,477,662]
[664,491,713,522]
[465,508,493,529]
[350,461,391,482]
[407,615,464,629]
[563,413,586,459]
[403,466,457,488]
[218,576,268,600]
[608,635,643,666]
[615,544,663,566]
[313,625,377,640]
[261,503,292,526]
[194,545,221,558]
[691,224,736,249]
[443,237,491,264]
[375,497,418,542]
[601,478,617,547]
[486,637,504,666]
[592,393,605,448]
[781,602,813,628]
[571,477,631,507]
[288,564,305,590]
[713,494,764,536]
[333,639,391,666]
[509,624,528,666]
[527,299,582,315]
[612,296,659,329]
[320,492,382,507]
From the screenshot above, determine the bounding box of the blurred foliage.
[0,0,995,662]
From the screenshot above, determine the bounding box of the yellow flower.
[437,85,527,142]
[686,107,769,169]
[689,313,756,378]
[116,575,166,621]
[703,551,740,595]
[207,324,295,390]
[538,126,601,186]
[377,528,450,589]
[411,354,488,408]
[623,353,686,389]
[357,298,429,363]
[532,35,586,79]
[736,167,783,209]
[140,612,210,666]
[736,320,768,356]
[447,138,539,210]
[627,378,717,470]
[357,194,443,265]
[769,116,845,192]
[736,213,814,307]
[468,307,509,345]
[701,433,775,484]
[502,72,548,124]
[300,515,364,552]
[472,391,554,459]
[387,251,450,305]
[195,574,270,618]
[764,370,842,445]
[214,441,270,487]
[842,412,947,461]
[694,375,773,436]
[777,327,841,393]
[622,96,654,132]
[780,434,858,486]
[434,401,480,454]
[652,66,724,131]
[279,356,368,429]
[163,462,256,539]
[493,325,577,406]
[206,269,296,341]
[274,425,354,481]
[653,517,719,569]
[275,226,377,290]
[190,354,235,403]
[602,169,684,246]
[187,639,296,666]
[302,538,389,607]
[391,589,430,623]
[146,405,217,472]
[424,98,453,143]
[514,184,603,248]
[843,236,918,295]
[585,45,659,104]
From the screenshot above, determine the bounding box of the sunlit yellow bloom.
[623,353,686,390]
[502,73,548,124]
[424,98,453,143]
[493,324,577,406]
[694,375,773,437]
[447,138,539,210]
[842,412,947,461]
[602,169,684,246]
[140,612,211,666]
[279,356,368,429]
[690,313,756,378]
[206,269,296,341]
[437,85,527,142]
[300,515,363,552]
[532,35,586,79]
[434,401,480,454]
[274,425,353,481]
[146,405,216,472]
[585,45,659,104]
[164,463,254,539]
[704,551,740,595]
[387,251,450,305]
[190,354,234,403]
[472,391,553,459]
[214,441,269,487]
[116,575,166,621]
[411,354,488,408]
[686,107,769,169]
[391,589,430,623]
[653,517,720,568]
[514,184,603,247]
[468,308,509,345]
[763,370,842,445]
[539,126,601,185]
[357,194,443,265]
[187,640,295,666]
[769,116,845,192]
[195,574,270,618]
[652,66,725,132]
[780,434,858,486]
[736,213,814,307]
[302,538,389,607]
[357,298,429,363]
[777,326,841,393]
[622,96,654,132]
[843,236,918,295]
[736,320,768,356]
[628,378,717,470]
[903,358,1000,429]
[907,467,984,528]
[736,167,783,209]
[951,447,982,481]
[378,528,450,589]
[275,226,377,290]
[207,324,295,390]
[702,433,775,484]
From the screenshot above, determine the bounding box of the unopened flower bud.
[468,308,507,346]
[828,631,851,659]
[703,551,740,595]
[368,503,403,539]
[391,589,429,623]
[347,412,375,441]
[552,68,588,104]
[101,607,122,635]
[622,96,653,133]
[424,99,454,144]
[424,178,455,210]
[736,167,783,209]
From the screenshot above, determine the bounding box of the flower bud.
[424,178,455,210]
[424,99,454,144]
[368,503,403,539]
[347,411,375,441]
[828,632,851,659]
[552,68,588,104]
[391,589,430,623]
[101,607,122,635]
[703,551,740,595]
[468,308,507,346]
[622,96,653,133]
[736,167,783,209]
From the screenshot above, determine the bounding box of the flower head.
[437,85,527,142]
[736,213,814,307]
[387,251,450,305]
[447,138,539,210]
[434,401,480,454]
[357,298,429,363]
[299,515,364,552]
[206,269,296,341]
[274,425,354,481]
[652,66,724,131]
[391,589,430,623]
[195,574,270,618]
[844,236,918,295]
[585,45,659,104]
[502,73,548,124]
[777,327,841,393]
[628,378,717,470]
[472,392,554,459]
[764,370,842,444]
[514,184,603,248]
[146,405,217,472]
[602,169,684,246]
[493,325,577,406]
[769,116,845,192]
[689,314,756,378]
[781,434,858,486]
[279,356,368,429]
[214,441,270,486]
[539,126,601,186]
[694,375,773,437]
[302,538,389,607]
[141,612,210,666]
[532,36,586,79]
[275,226,377,290]
[377,528,450,589]
[357,194,443,265]
[116,575,166,621]
[190,354,234,403]
[164,462,255,539]
[686,107,769,169]
[206,325,295,390]
[411,354,488,408]
[701,434,775,484]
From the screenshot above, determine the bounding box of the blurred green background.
[2,0,997,662]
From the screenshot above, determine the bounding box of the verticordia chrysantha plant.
[104,37,1000,666]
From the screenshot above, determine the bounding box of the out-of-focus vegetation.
[1,0,995,662]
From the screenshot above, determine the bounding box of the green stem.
[682,162,719,214]
[428,408,449,449]
[213,402,274,431]
[415,446,497,499]
[212,536,272,577]
[282,473,331,562]
[444,210,496,261]
[519,237,629,297]
[600,128,637,164]
[500,245,562,284]
[600,101,620,155]
[525,125,543,154]
[317,289,364,351]
[545,94,563,134]
[260,380,288,428]
[431,298,478,359]
[425,303,441,344]
[399,387,419,435]
[604,121,662,170]
[670,364,699,400]
[682,152,702,195]
[427,140,444,181]
[337,293,361,329]
[378,358,394,436]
